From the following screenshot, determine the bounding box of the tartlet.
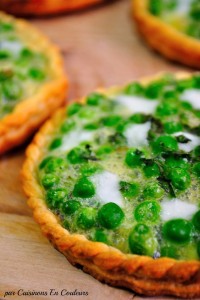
[22,73,200,298]
[132,0,200,68]
[0,0,106,17]
[0,12,67,154]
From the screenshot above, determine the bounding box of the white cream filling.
[91,171,123,207]
[173,131,200,152]
[124,122,151,147]
[60,129,94,152]
[161,198,198,221]
[115,95,158,114]
[180,89,200,110]
[0,40,22,55]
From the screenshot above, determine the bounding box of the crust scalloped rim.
[22,72,200,298]
[132,0,200,68]
[0,11,68,154]
[0,0,105,16]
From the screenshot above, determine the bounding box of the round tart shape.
[0,0,106,17]
[22,73,200,298]
[132,0,200,68]
[0,12,67,154]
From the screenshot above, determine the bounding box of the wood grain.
[0,0,191,299]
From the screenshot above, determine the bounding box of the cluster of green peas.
[38,76,200,258]
[149,0,200,39]
[0,21,47,118]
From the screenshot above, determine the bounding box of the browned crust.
[22,72,200,298]
[0,12,68,154]
[132,0,200,68]
[0,0,105,17]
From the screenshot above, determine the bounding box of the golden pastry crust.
[0,0,105,17]
[0,12,67,154]
[132,0,200,68]
[22,73,200,298]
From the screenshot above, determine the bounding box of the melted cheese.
[124,122,151,147]
[180,89,200,110]
[161,198,198,221]
[91,171,123,207]
[115,95,158,114]
[173,131,200,152]
[60,129,94,152]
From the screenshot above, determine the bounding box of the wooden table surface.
[0,1,191,299]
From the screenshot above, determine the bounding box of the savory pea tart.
[22,73,200,298]
[0,0,105,17]
[0,12,67,154]
[133,0,200,68]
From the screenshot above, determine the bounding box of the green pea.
[76,207,97,229]
[41,174,59,188]
[149,0,162,15]
[181,101,193,110]
[129,223,157,256]
[101,115,122,127]
[62,200,81,215]
[129,113,149,124]
[193,75,200,88]
[0,50,11,59]
[86,92,104,105]
[152,135,178,154]
[165,156,189,170]
[163,219,192,244]
[80,164,101,176]
[84,123,99,130]
[39,156,53,169]
[119,181,140,198]
[190,1,200,21]
[145,80,164,99]
[143,182,164,200]
[67,102,82,116]
[73,177,95,198]
[60,120,75,133]
[49,137,62,150]
[169,168,191,190]
[124,82,144,95]
[46,188,67,209]
[193,162,200,178]
[94,229,108,243]
[96,145,113,156]
[163,121,183,134]
[176,78,195,92]
[197,241,200,258]
[98,202,124,229]
[134,200,161,223]
[44,157,66,173]
[125,149,143,168]
[192,210,200,231]
[143,162,160,178]
[162,89,178,101]
[28,68,45,80]
[20,48,33,59]
[3,79,22,100]
[160,245,178,259]
[193,145,200,157]
[156,102,178,117]
[0,22,14,31]
[67,147,86,164]
[78,107,94,119]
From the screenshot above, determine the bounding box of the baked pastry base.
[132,0,200,68]
[22,73,200,298]
[0,12,67,154]
[0,0,105,17]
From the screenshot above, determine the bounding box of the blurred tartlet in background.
[0,0,106,17]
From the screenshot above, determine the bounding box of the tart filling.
[0,18,51,119]
[149,0,200,39]
[37,74,200,261]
